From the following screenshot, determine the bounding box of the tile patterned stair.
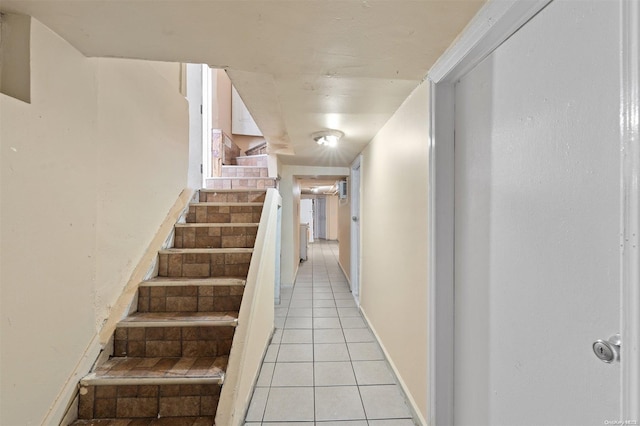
[234,154,268,167]
[73,181,267,425]
[221,165,268,178]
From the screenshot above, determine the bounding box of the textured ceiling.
[1,0,485,166]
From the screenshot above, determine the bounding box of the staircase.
[73,160,275,425]
[206,154,274,191]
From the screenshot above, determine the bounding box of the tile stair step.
[158,248,253,255]
[187,202,263,207]
[204,176,275,190]
[117,312,238,328]
[71,417,214,425]
[80,356,227,386]
[140,277,245,287]
[174,223,259,228]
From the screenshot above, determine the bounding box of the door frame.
[426,0,640,424]
[350,155,362,303]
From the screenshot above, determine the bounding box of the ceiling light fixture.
[312,129,344,147]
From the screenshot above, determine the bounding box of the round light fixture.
[312,129,344,147]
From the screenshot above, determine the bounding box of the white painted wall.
[359,81,430,422]
[0,18,189,425]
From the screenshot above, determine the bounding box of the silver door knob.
[352,216,358,222]
[592,334,621,363]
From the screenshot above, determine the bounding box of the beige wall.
[326,195,339,240]
[0,18,189,425]
[337,180,351,281]
[359,81,430,422]
[212,68,232,136]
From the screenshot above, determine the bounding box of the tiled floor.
[245,240,416,426]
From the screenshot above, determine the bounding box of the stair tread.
[239,154,268,158]
[141,277,245,286]
[189,202,263,206]
[199,188,267,193]
[81,356,227,385]
[118,311,238,326]
[159,247,253,254]
[206,176,273,180]
[71,417,214,425]
[175,222,259,227]
[221,165,266,168]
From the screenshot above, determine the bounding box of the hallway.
[245,241,415,425]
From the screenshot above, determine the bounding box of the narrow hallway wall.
[0,17,189,425]
[359,81,430,422]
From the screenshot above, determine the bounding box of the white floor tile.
[359,385,412,420]
[256,362,275,387]
[315,343,351,361]
[339,317,366,329]
[343,328,375,343]
[271,362,314,387]
[315,386,366,421]
[346,342,385,361]
[263,387,315,422]
[314,329,346,344]
[281,329,313,344]
[368,420,416,426]
[285,317,313,329]
[277,344,313,362]
[313,317,342,329]
[352,360,395,385]
[245,387,269,421]
[314,361,357,386]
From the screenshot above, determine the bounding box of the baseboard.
[359,308,427,426]
[337,259,351,286]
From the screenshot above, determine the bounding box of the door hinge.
[200,164,203,173]
[200,105,203,115]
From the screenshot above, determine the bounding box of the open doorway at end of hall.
[300,195,339,245]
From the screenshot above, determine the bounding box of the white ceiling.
[1,0,485,167]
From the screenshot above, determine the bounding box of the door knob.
[592,334,621,363]
[352,216,358,222]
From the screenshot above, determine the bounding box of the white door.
[315,197,327,240]
[454,1,622,425]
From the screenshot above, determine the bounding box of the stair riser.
[138,285,244,313]
[78,384,220,420]
[174,226,257,249]
[205,178,275,190]
[221,166,268,178]
[199,191,266,203]
[186,205,263,224]
[158,252,252,278]
[114,326,235,358]
[235,156,267,167]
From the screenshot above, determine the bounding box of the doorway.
[350,156,361,303]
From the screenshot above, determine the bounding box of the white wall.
[0,18,189,425]
[359,81,430,422]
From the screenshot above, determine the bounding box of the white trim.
[427,81,456,426]
[426,1,552,424]
[350,154,362,304]
[620,0,640,422]
[428,0,552,84]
